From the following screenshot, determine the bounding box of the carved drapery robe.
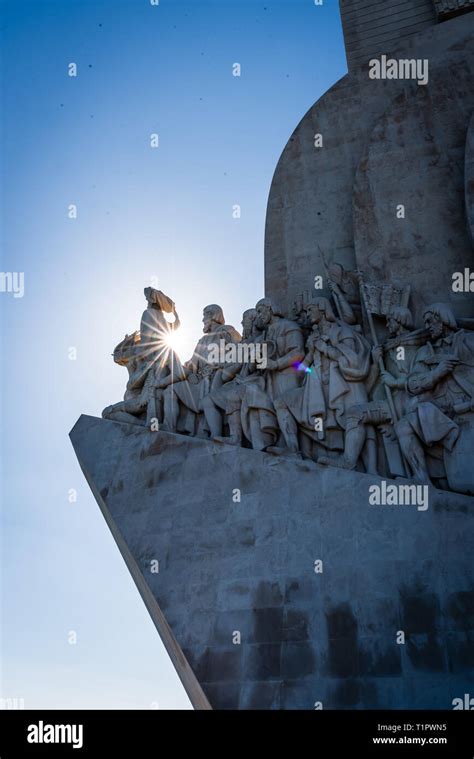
[316,321,372,427]
[172,325,241,433]
[404,330,474,448]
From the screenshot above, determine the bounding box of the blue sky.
[0,0,346,709]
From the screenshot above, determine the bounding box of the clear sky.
[0,0,347,709]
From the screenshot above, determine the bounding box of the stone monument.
[71,1,474,709]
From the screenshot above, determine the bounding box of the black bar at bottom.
[1,709,474,757]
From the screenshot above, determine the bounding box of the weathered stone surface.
[466,112,474,244]
[70,415,474,709]
[352,56,474,323]
[340,0,436,70]
[434,0,474,20]
[264,12,474,322]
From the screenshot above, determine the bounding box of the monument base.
[70,415,474,710]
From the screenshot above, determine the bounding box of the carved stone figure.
[308,298,374,469]
[101,283,474,497]
[327,262,360,325]
[251,298,305,452]
[273,297,373,466]
[201,308,271,446]
[158,304,241,436]
[102,332,150,426]
[374,307,422,412]
[141,287,180,358]
[395,303,474,493]
[324,306,424,475]
[103,287,182,427]
[291,291,312,339]
[270,306,328,458]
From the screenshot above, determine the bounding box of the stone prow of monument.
[70,415,474,710]
[71,1,474,709]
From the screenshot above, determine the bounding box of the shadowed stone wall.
[264,13,474,325]
[71,416,474,709]
[466,114,474,243]
[340,0,436,70]
[434,0,474,19]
